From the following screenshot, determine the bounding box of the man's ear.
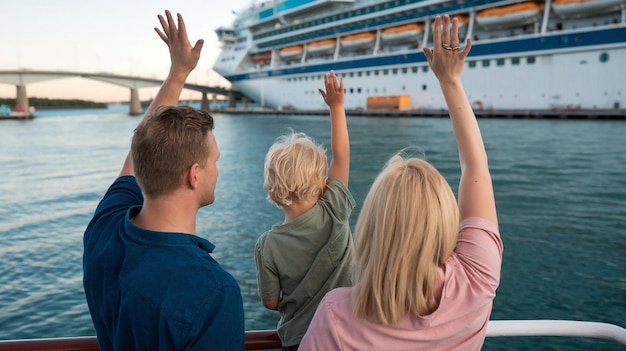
[186,163,200,189]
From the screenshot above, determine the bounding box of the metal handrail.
[1,320,625,350]
[486,320,626,345]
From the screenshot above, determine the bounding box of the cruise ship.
[213,0,626,111]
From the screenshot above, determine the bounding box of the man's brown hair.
[131,105,214,197]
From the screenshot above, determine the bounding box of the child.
[255,71,354,351]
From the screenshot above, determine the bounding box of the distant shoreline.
[0,97,107,110]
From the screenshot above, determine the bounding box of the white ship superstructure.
[213,0,626,111]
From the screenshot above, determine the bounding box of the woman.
[299,15,502,351]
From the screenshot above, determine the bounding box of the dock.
[0,112,34,120]
[215,108,626,120]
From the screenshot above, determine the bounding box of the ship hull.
[214,0,626,111]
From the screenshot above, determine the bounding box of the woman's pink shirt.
[300,217,503,351]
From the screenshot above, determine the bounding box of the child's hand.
[319,71,344,109]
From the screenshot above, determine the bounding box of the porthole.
[599,52,609,63]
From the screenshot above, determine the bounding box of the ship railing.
[0,320,625,350]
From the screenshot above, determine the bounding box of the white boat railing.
[0,320,624,350]
[486,320,626,345]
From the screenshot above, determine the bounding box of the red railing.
[0,330,282,351]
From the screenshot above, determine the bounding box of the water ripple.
[1,111,625,350]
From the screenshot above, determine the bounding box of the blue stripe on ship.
[226,26,626,82]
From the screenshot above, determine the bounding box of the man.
[82,10,245,351]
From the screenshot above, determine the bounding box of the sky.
[0,0,253,102]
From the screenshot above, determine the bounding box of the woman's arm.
[424,15,497,226]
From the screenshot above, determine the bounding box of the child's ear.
[320,179,328,196]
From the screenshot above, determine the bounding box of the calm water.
[0,105,625,350]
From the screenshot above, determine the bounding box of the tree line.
[0,97,107,110]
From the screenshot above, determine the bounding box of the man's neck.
[132,195,198,234]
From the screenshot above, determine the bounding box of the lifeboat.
[431,15,470,30]
[306,39,337,55]
[476,2,544,28]
[552,0,625,18]
[340,32,376,49]
[380,23,424,43]
[278,45,304,59]
[251,51,271,63]
[455,15,470,28]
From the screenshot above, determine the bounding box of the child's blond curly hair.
[264,132,328,208]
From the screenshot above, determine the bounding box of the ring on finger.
[442,43,452,50]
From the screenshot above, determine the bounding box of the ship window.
[468,61,476,68]
[482,60,490,67]
[422,84,427,91]
[527,56,536,64]
[349,88,354,93]
[357,88,362,93]
[349,72,354,77]
[305,76,309,81]
[402,68,408,74]
[374,70,380,76]
[412,67,419,73]
[512,57,520,65]
[383,69,389,75]
[366,71,371,76]
[422,66,429,72]
[496,58,505,66]
[358,72,362,77]
[599,52,609,63]
[392,68,398,74]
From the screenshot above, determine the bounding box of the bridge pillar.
[201,92,209,111]
[228,91,237,108]
[15,85,30,116]
[129,88,142,115]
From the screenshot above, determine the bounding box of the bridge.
[0,70,247,116]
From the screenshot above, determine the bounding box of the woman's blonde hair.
[264,132,327,208]
[352,155,459,325]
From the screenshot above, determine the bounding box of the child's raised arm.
[319,71,350,185]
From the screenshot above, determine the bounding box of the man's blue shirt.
[83,176,245,351]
